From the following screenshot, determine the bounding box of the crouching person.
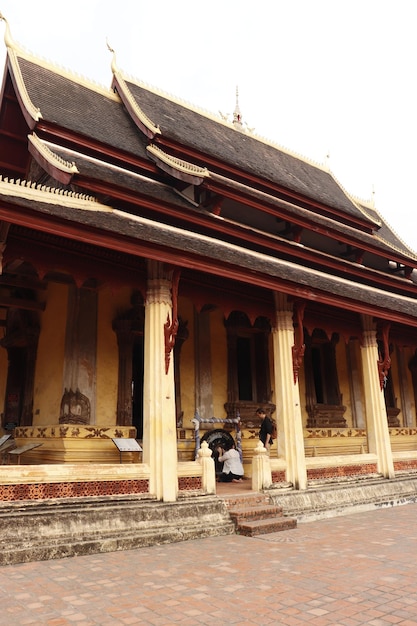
[216,441,244,482]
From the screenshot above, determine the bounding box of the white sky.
[1,0,416,251]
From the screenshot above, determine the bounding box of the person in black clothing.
[257,408,274,451]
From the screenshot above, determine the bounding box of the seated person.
[216,441,244,482]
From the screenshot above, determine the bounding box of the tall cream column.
[360,315,394,478]
[272,294,307,490]
[142,261,178,502]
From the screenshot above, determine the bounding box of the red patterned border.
[178,476,202,490]
[394,459,417,472]
[0,479,149,501]
[307,463,378,480]
[271,470,287,483]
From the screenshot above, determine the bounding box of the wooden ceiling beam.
[0,274,47,290]
[0,295,45,311]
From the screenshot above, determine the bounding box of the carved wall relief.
[59,387,91,424]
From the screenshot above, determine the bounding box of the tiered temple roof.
[1,15,417,330]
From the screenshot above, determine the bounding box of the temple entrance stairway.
[221,491,297,536]
[2,473,417,565]
[266,472,417,522]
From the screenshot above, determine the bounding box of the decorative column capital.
[145,278,172,306]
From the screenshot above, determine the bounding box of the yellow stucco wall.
[298,363,307,426]
[179,303,228,425]
[178,297,195,427]
[210,308,228,417]
[336,339,352,426]
[33,283,67,425]
[96,287,131,426]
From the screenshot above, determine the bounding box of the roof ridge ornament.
[0,11,14,49]
[233,86,243,128]
[106,39,118,75]
[219,86,255,134]
[0,13,43,127]
[107,42,161,139]
[147,144,209,183]
[29,133,79,174]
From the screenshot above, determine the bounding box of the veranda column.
[360,315,394,478]
[272,293,307,490]
[142,261,178,502]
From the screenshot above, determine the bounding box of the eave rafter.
[67,175,417,299]
[157,135,377,234]
[339,243,365,265]
[276,220,303,244]
[204,178,417,270]
[35,122,160,178]
[146,144,209,186]
[1,192,417,328]
[111,71,161,140]
[28,133,79,185]
[388,261,413,280]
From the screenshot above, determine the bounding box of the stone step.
[229,504,283,523]
[237,516,297,537]
[0,495,236,565]
[222,493,270,509]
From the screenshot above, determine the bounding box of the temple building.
[1,13,417,512]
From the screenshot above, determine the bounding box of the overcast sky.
[1,0,416,252]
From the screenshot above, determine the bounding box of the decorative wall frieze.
[13,425,136,439]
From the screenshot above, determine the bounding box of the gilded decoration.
[390,428,417,436]
[13,425,136,439]
[304,428,366,439]
[59,388,90,425]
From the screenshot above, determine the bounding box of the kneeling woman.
[216,442,244,482]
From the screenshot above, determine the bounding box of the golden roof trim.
[113,72,161,137]
[0,13,118,102]
[325,169,382,227]
[121,72,333,171]
[373,209,417,259]
[29,134,79,174]
[0,14,42,123]
[0,176,114,213]
[147,144,209,178]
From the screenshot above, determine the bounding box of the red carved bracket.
[377,321,391,390]
[292,300,306,384]
[164,268,180,375]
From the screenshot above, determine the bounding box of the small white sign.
[0,434,11,449]
[112,438,142,452]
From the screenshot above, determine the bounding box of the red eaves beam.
[1,199,417,327]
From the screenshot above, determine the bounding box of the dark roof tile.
[125,80,375,223]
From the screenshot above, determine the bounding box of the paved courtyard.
[1,502,417,625]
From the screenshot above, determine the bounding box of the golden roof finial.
[0,12,15,49]
[233,85,243,128]
[371,184,375,209]
[106,38,118,74]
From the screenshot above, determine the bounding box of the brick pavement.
[0,502,417,625]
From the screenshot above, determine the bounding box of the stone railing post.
[198,441,216,494]
[251,441,272,491]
